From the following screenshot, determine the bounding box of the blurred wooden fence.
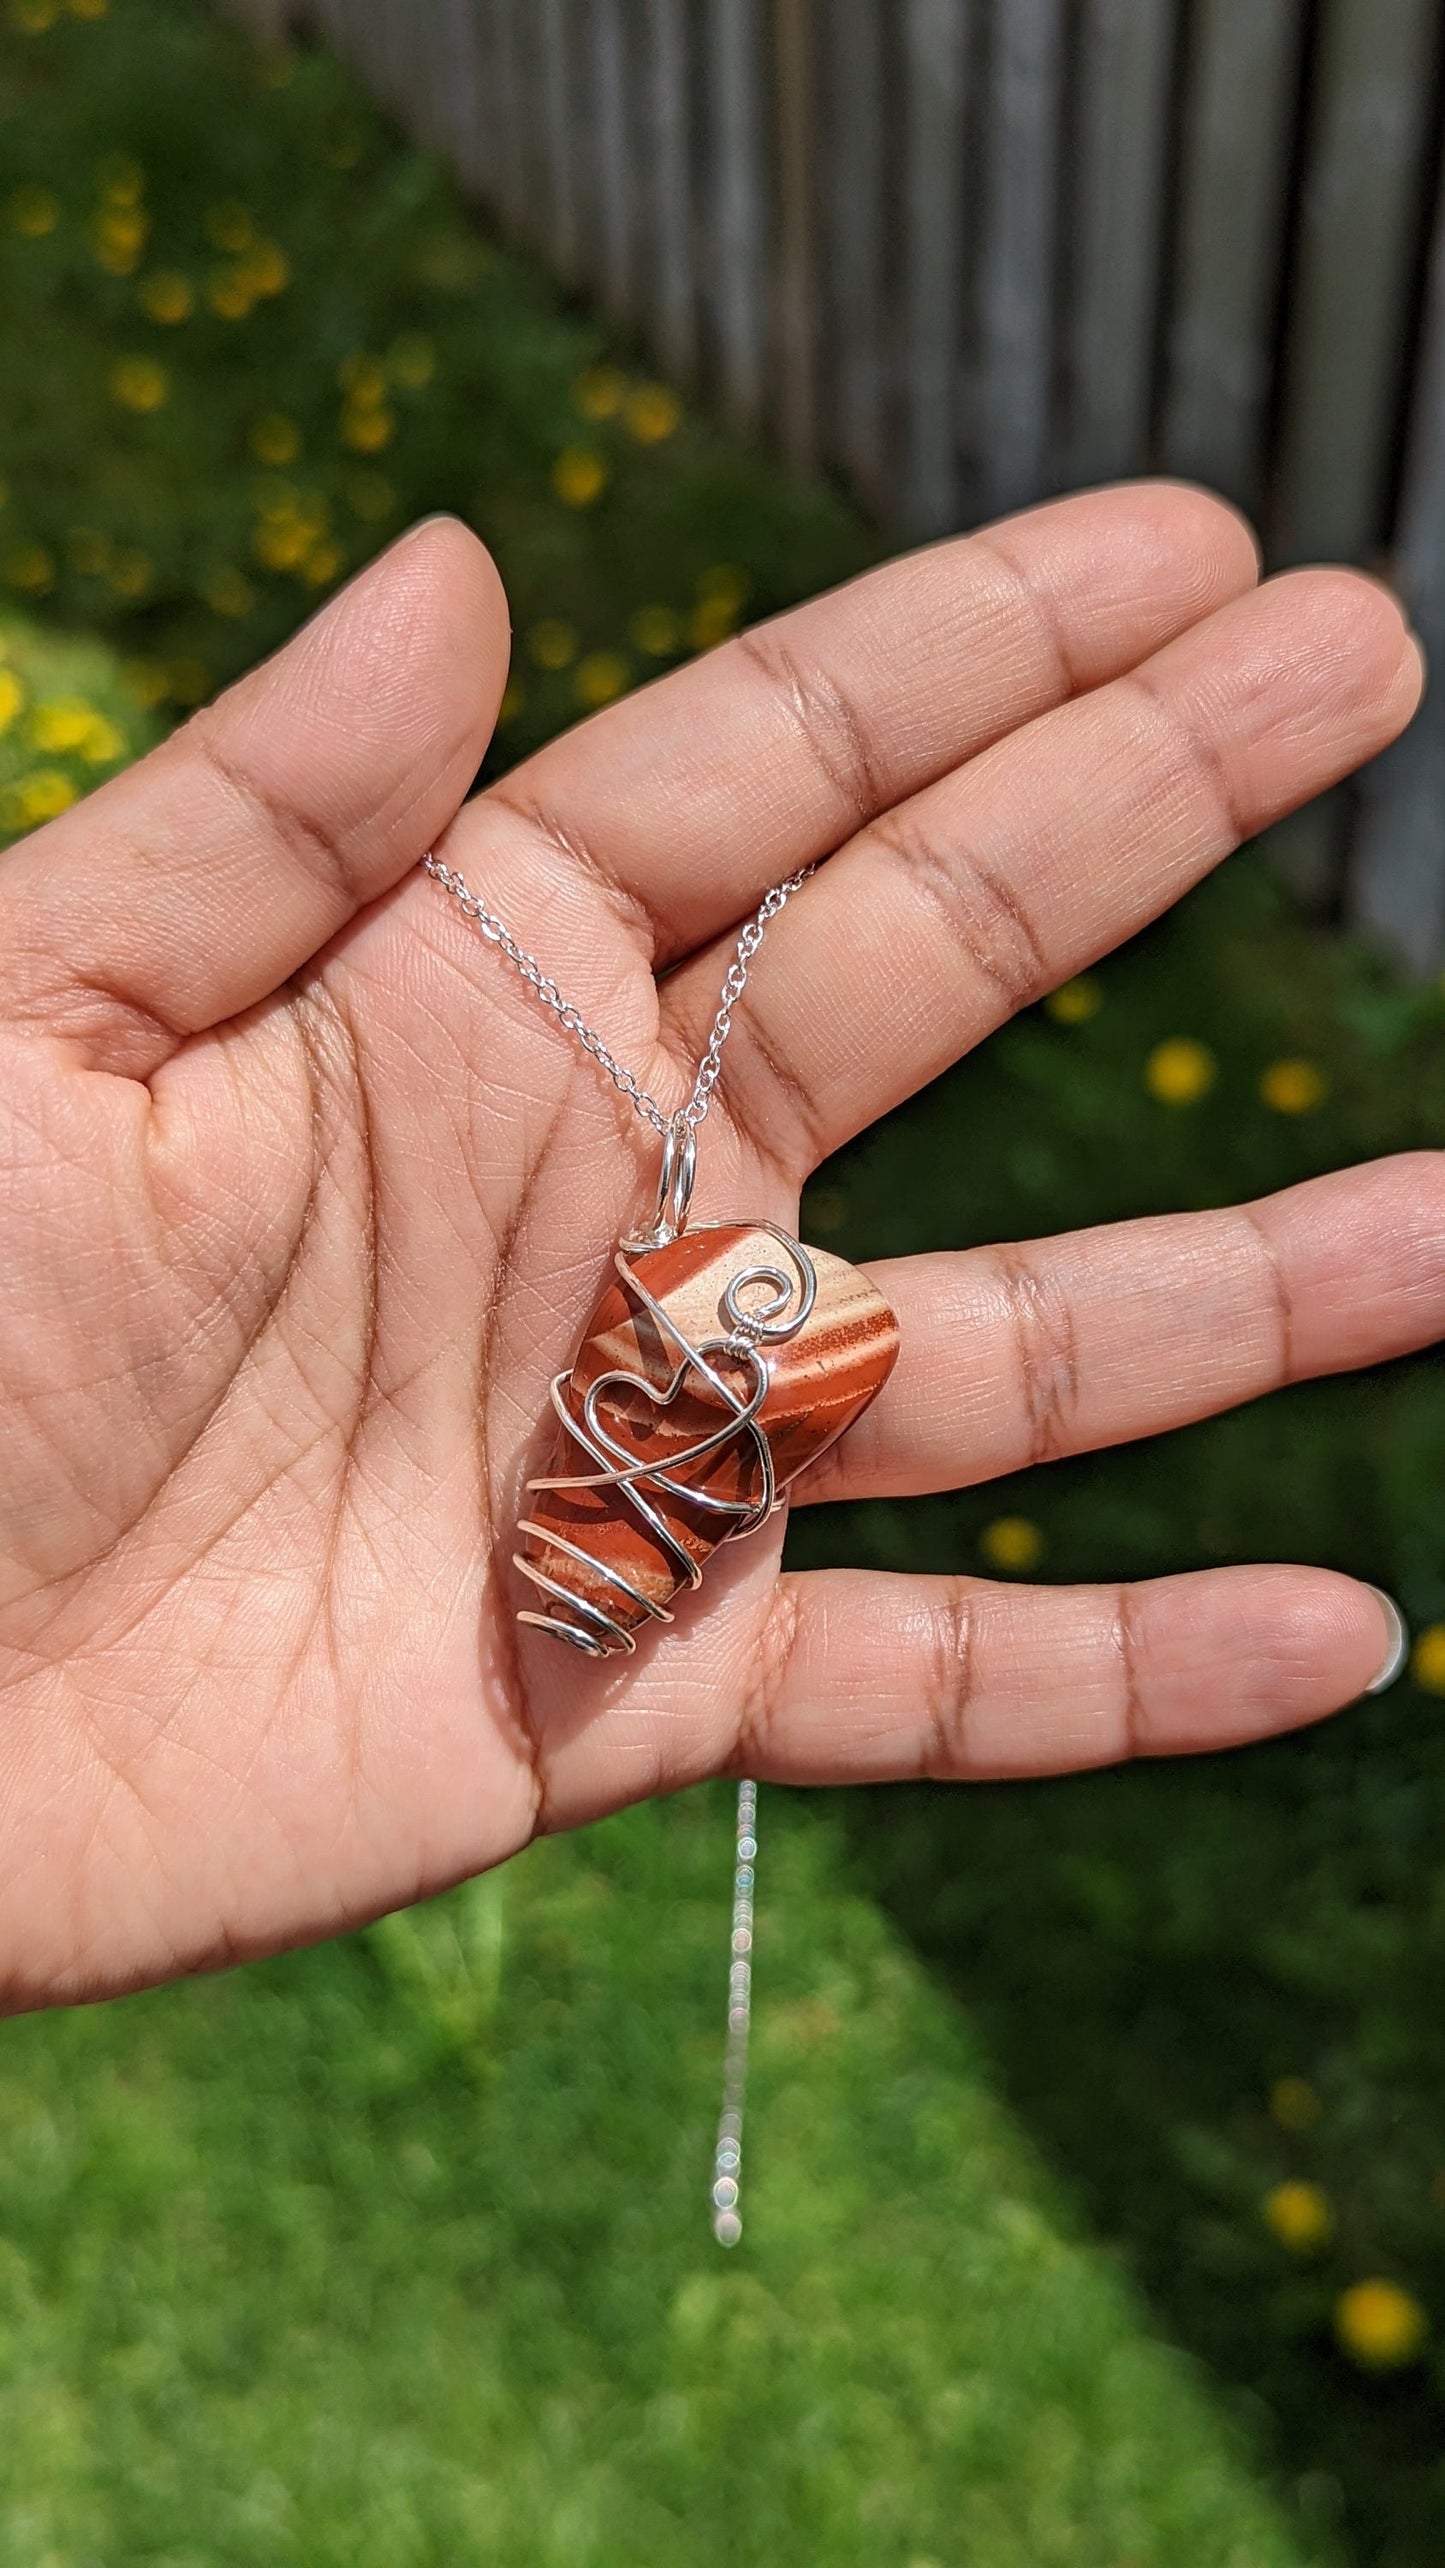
[223,0,1445,968]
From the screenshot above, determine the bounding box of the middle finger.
[662,569,1420,1180]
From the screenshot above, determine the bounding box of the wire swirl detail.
[514,1225,818,1657]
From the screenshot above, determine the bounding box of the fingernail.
[1363,1585,1409,1694]
[400,512,461,540]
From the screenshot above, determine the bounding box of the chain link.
[421,851,813,1136]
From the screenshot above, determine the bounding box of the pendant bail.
[648,1113,697,1245]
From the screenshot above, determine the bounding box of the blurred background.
[4,1,1445,2560]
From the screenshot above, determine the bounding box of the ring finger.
[790,1154,1445,1504]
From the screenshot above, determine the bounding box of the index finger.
[467,481,1259,961]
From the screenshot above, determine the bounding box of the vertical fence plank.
[535,0,579,281]
[822,0,890,507]
[976,0,1065,518]
[705,0,769,431]
[642,0,698,381]
[489,0,532,241]
[1062,0,1177,489]
[1273,0,1441,566]
[1351,157,1445,968]
[1159,0,1303,515]
[214,0,1445,955]
[222,0,290,38]
[592,0,637,323]
[772,0,818,468]
[432,0,492,196]
[900,0,969,535]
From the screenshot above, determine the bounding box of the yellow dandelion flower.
[387,332,435,390]
[497,679,525,727]
[64,526,111,575]
[552,446,608,508]
[108,548,153,601]
[108,355,168,414]
[1261,1057,1327,1115]
[629,603,680,656]
[1335,2280,1428,2371]
[624,382,682,443]
[96,154,142,205]
[574,651,629,709]
[12,768,77,825]
[1411,1623,1445,1694]
[346,471,395,522]
[200,567,256,619]
[69,0,109,17]
[105,544,151,598]
[91,206,148,274]
[698,562,749,612]
[339,353,388,406]
[206,267,256,321]
[0,668,25,733]
[526,617,578,673]
[29,695,99,754]
[300,539,345,588]
[572,364,626,421]
[205,199,254,254]
[239,238,290,299]
[252,516,310,573]
[981,1515,1044,1574]
[3,542,54,595]
[78,714,124,765]
[9,184,59,237]
[1046,974,1102,1025]
[138,269,194,324]
[1269,2075,1321,2133]
[249,411,301,467]
[689,595,740,652]
[10,0,60,33]
[1263,2180,1334,2255]
[342,402,395,454]
[1145,1037,1217,1106]
[120,658,169,710]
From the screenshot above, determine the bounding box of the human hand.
[0,488,1433,2007]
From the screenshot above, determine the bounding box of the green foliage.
[793,861,1445,2562]
[0,0,865,788]
[3,0,1445,2559]
[0,1795,1323,2568]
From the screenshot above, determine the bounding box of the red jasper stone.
[516,1223,899,1655]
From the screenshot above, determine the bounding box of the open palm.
[1,489,1436,2009]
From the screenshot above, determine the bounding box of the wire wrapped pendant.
[515,1125,900,1655]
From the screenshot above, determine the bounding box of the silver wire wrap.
[420,852,812,2247]
[513,1223,817,1656]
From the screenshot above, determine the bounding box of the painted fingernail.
[1363,1585,1409,1695]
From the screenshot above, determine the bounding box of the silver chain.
[421,852,790,2250]
[710,1777,756,2246]
[421,850,813,1135]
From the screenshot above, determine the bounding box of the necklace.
[422,847,901,2242]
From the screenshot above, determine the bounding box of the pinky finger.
[740,1566,1404,1783]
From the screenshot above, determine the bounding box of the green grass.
[0,1793,1326,2568]
[3,0,1445,2559]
